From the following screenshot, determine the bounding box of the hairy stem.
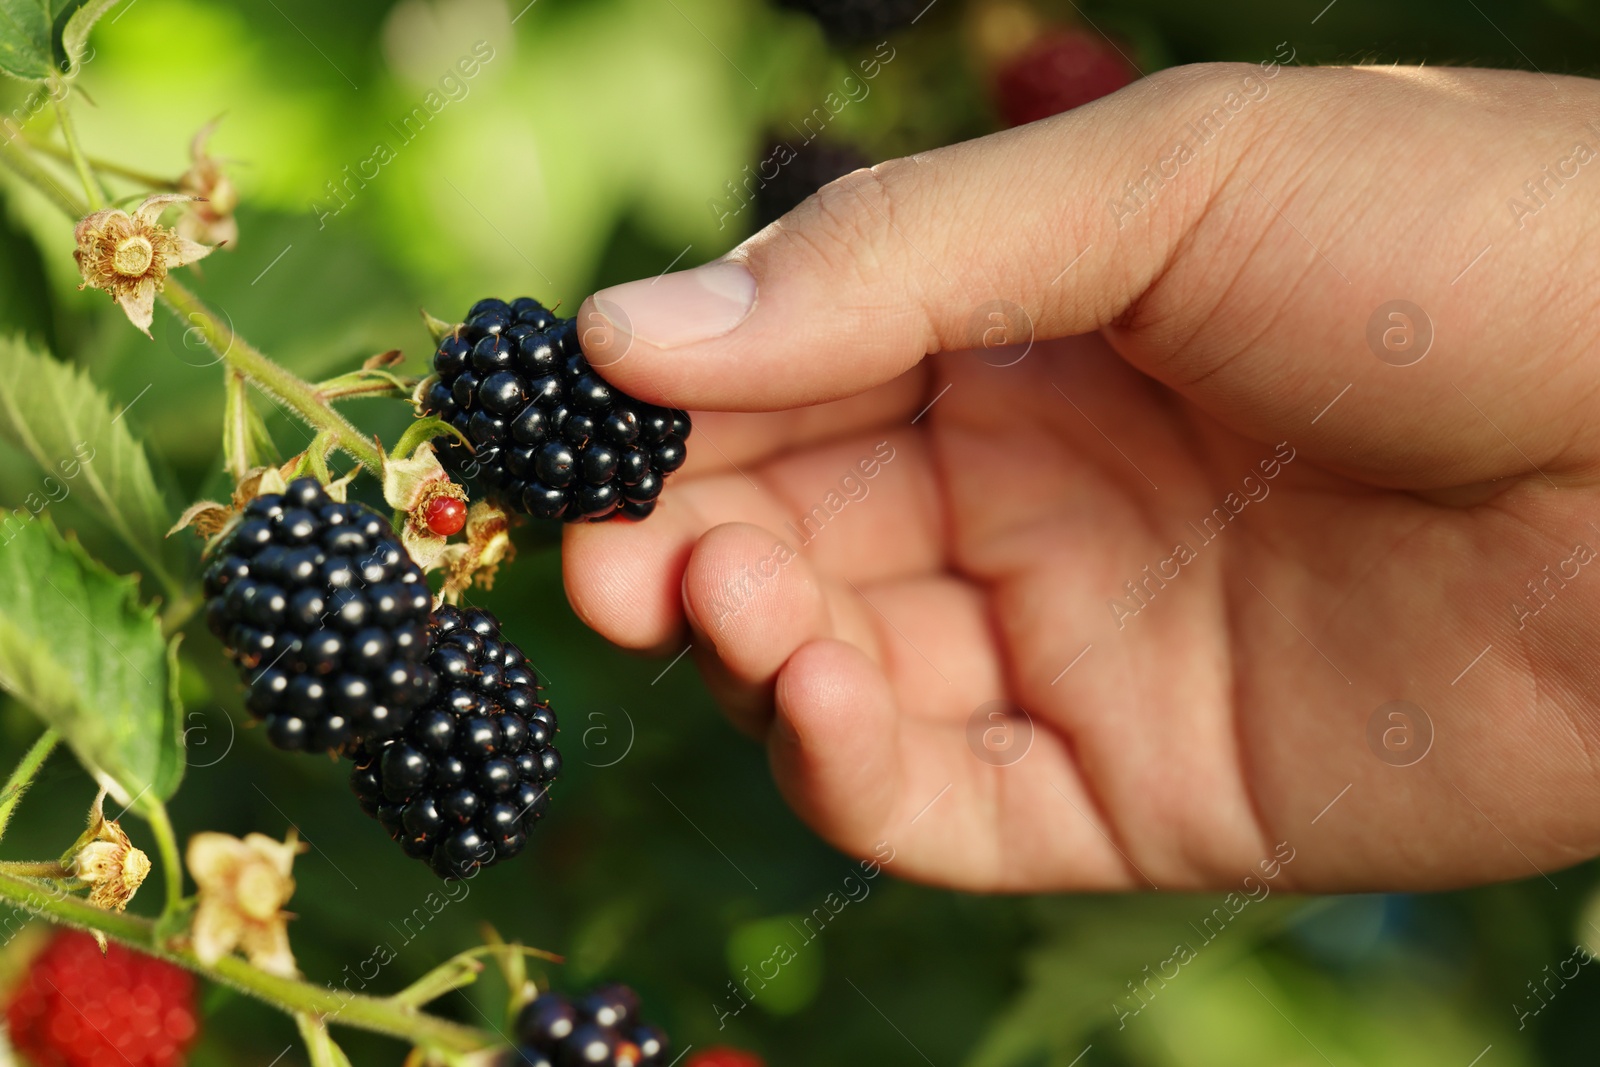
[0,867,496,1053]
[0,731,59,842]
[161,280,385,475]
[49,86,105,211]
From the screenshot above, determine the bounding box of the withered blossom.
[74,194,213,336]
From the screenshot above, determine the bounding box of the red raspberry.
[424,494,468,536]
[994,28,1138,127]
[7,930,198,1067]
[687,1050,765,1067]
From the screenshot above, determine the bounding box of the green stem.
[161,280,385,476]
[19,135,181,191]
[0,136,87,217]
[160,590,204,638]
[49,85,105,210]
[0,731,60,842]
[0,867,496,1053]
[0,861,69,878]
[142,800,184,920]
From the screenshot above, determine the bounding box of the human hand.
[564,62,1600,893]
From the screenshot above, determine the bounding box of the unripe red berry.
[994,28,1138,127]
[425,495,468,536]
[687,1050,765,1067]
[7,930,199,1067]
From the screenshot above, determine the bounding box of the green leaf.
[0,336,176,593]
[59,0,122,73]
[0,0,54,81]
[0,518,174,805]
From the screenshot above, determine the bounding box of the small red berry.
[424,495,467,537]
[687,1050,765,1067]
[994,28,1139,127]
[7,930,199,1067]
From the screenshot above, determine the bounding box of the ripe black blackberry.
[506,985,669,1067]
[774,0,924,43]
[202,478,434,753]
[754,139,871,229]
[350,605,559,878]
[421,296,691,524]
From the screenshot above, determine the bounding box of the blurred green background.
[4,0,1600,1063]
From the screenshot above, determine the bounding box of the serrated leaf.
[0,518,174,805]
[0,0,54,81]
[59,0,122,73]
[0,335,176,592]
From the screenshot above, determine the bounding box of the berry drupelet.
[421,296,691,524]
[506,985,669,1067]
[202,478,434,753]
[351,605,559,878]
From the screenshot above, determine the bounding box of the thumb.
[575,64,1245,411]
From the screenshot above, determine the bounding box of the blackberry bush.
[351,604,559,878]
[507,986,669,1067]
[202,477,434,753]
[421,296,691,524]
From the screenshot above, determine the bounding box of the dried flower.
[74,194,213,336]
[186,830,304,977]
[63,791,151,912]
[177,119,239,248]
[384,440,468,571]
[438,499,514,601]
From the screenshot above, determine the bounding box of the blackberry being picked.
[351,605,559,878]
[506,985,669,1067]
[421,296,691,524]
[202,478,434,753]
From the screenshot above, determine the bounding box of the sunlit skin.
[564,64,1600,893]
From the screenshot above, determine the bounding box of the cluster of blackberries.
[421,296,691,524]
[775,0,924,42]
[203,478,434,753]
[351,605,559,878]
[506,986,669,1067]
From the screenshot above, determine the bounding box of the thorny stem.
[0,867,498,1053]
[0,731,59,841]
[49,84,106,211]
[161,280,386,476]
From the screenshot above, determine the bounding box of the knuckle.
[780,163,901,276]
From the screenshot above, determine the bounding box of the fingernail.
[593,260,756,349]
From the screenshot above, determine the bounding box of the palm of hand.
[568,331,1600,892]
